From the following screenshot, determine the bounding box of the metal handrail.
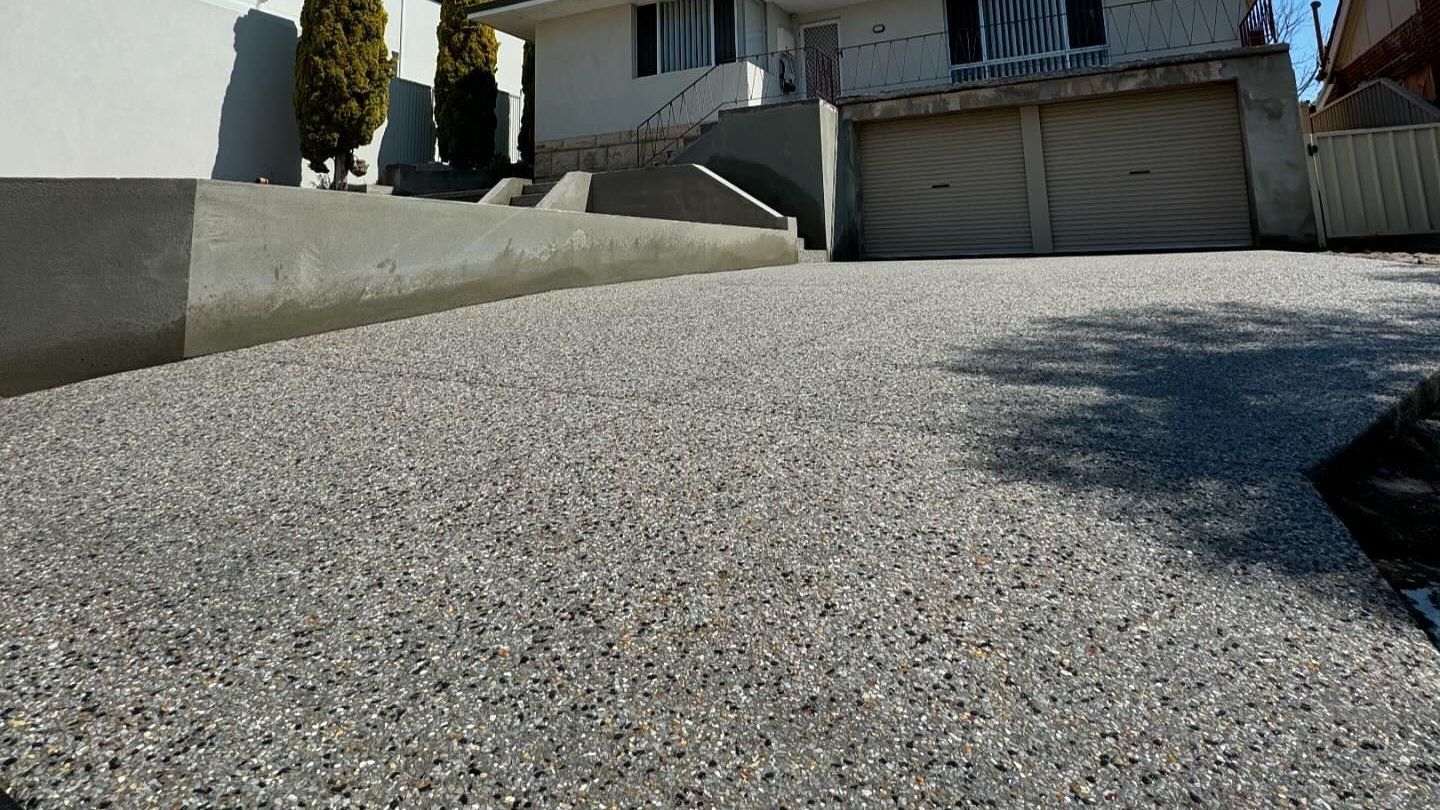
[636,60,732,139]
[1240,0,1277,46]
[634,47,837,167]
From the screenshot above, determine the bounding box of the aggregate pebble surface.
[3,252,1440,807]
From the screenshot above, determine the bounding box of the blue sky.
[1288,0,1338,101]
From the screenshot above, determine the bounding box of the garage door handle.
[1128,169,1151,175]
[930,183,951,189]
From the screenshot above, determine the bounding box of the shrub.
[293,0,393,188]
[435,0,500,171]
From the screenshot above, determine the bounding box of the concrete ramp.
[585,164,791,232]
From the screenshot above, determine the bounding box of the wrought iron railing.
[838,0,1274,97]
[1239,0,1277,46]
[634,47,837,167]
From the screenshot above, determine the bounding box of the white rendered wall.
[0,0,522,185]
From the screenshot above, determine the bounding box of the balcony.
[838,0,1276,98]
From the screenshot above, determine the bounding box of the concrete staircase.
[508,181,557,207]
[643,121,720,170]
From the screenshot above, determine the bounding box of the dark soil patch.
[1313,378,1440,645]
[1326,235,1440,267]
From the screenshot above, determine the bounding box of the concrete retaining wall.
[0,179,197,395]
[2,179,798,395]
[587,165,791,231]
[676,101,840,252]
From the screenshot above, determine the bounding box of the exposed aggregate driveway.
[4,252,1440,807]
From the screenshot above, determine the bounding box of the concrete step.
[509,181,557,207]
[414,187,492,202]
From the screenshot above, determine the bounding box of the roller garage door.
[1041,85,1253,251]
[859,109,1031,258]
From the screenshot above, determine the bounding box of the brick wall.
[1330,0,1440,102]
[534,131,641,179]
[533,125,698,179]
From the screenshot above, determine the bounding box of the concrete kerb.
[537,172,592,211]
[1,178,799,396]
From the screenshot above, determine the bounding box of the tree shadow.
[1368,269,1440,287]
[211,10,302,186]
[935,300,1440,587]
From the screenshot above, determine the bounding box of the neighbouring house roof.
[1321,0,1357,78]
[469,0,869,38]
[466,0,630,39]
[1311,77,1440,129]
[1316,0,1423,107]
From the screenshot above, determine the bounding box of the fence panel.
[1309,123,1440,240]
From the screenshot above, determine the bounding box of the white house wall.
[0,0,522,186]
[793,0,945,53]
[535,4,715,141]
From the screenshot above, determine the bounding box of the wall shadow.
[934,299,1440,586]
[211,10,302,186]
[376,78,438,176]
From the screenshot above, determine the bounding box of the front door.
[802,22,839,101]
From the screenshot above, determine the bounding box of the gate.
[1307,123,1440,241]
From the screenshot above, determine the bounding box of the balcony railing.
[1239,0,1277,46]
[839,0,1273,98]
[633,0,1273,167]
[635,47,837,167]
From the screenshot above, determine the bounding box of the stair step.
[521,182,557,196]
[509,193,545,207]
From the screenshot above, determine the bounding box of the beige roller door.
[1040,85,1253,252]
[860,109,1031,258]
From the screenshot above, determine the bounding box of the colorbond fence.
[1308,123,1440,240]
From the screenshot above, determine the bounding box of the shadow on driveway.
[934,300,1440,586]
[1369,270,1440,286]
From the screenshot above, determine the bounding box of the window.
[637,0,734,77]
[637,4,658,76]
[741,0,766,57]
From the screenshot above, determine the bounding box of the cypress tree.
[435,0,500,171]
[293,0,393,188]
[519,41,535,170]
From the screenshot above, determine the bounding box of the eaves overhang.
[466,0,632,39]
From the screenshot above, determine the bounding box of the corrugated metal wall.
[1310,79,1440,133]
[1309,123,1440,239]
[378,78,438,168]
[495,91,522,163]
